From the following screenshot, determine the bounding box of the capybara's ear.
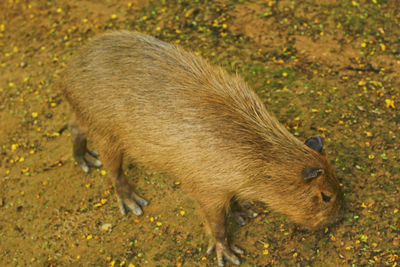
[305,136,324,153]
[301,167,324,181]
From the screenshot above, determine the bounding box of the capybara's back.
[60,31,344,266]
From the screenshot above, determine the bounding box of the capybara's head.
[291,136,344,230]
[246,136,344,230]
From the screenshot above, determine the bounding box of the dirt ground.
[0,0,399,266]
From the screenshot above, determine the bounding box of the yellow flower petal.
[385,99,395,109]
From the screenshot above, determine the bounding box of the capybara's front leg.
[200,198,243,266]
[231,200,258,226]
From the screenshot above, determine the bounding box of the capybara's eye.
[321,192,332,202]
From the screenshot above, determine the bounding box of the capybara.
[60,31,344,266]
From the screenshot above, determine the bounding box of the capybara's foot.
[207,240,243,266]
[232,203,258,226]
[75,150,102,173]
[117,190,148,216]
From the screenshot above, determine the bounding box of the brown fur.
[60,31,344,264]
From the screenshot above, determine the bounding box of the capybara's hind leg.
[99,146,147,216]
[69,115,102,173]
[116,172,148,216]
